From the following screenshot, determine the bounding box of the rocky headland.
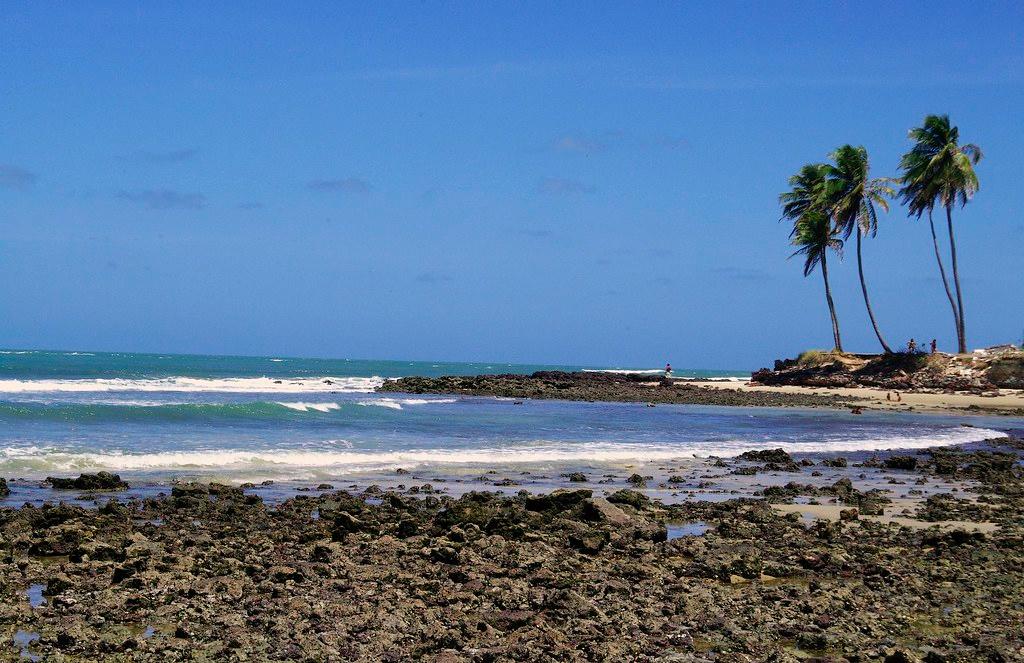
[752,346,1024,392]
[2,439,1023,661]
[379,371,859,409]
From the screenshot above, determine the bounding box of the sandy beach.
[689,380,1024,415]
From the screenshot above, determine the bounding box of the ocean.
[0,349,1017,489]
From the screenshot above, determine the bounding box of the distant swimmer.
[665,363,673,378]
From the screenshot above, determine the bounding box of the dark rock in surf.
[884,456,918,471]
[736,448,794,464]
[47,472,129,491]
[626,473,647,487]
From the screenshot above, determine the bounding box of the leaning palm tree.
[780,164,844,351]
[780,163,830,222]
[827,145,895,353]
[789,211,845,352]
[898,115,982,353]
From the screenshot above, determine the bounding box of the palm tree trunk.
[946,205,967,353]
[856,231,891,353]
[928,208,961,349]
[821,252,843,352]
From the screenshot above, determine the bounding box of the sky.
[1,2,1022,370]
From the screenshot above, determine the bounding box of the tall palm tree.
[898,115,982,353]
[827,145,895,353]
[781,165,844,351]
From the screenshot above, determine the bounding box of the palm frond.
[788,210,843,277]
[898,114,982,214]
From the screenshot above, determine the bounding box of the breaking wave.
[0,425,1003,479]
[0,397,460,423]
[0,376,384,394]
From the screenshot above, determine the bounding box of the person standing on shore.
[665,363,672,378]
[908,339,917,353]
[930,339,937,354]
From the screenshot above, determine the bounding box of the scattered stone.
[1,438,1020,660]
[885,456,918,471]
[627,473,647,487]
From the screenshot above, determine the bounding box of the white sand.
[687,381,1024,415]
[771,502,997,533]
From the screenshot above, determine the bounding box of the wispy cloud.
[553,136,605,154]
[634,65,1024,91]
[351,60,556,83]
[712,266,772,281]
[652,136,688,151]
[516,227,554,238]
[131,148,199,164]
[537,177,593,195]
[117,189,206,210]
[308,178,371,193]
[415,271,454,284]
[550,131,687,154]
[0,164,37,190]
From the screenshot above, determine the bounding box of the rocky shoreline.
[378,371,860,409]
[2,439,1023,661]
[752,346,1024,392]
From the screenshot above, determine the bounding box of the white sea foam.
[88,399,190,407]
[357,398,404,410]
[276,402,342,413]
[0,376,384,394]
[357,397,459,410]
[0,426,1003,477]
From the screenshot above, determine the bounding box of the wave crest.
[0,426,1003,479]
[0,376,384,394]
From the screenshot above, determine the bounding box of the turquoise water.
[0,349,1018,485]
[0,349,744,380]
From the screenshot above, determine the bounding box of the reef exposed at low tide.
[1,441,1022,661]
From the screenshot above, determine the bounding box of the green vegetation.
[898,115,982,354]
[780,165,844,351]
[828,145,895,354]
[795,350,830,367]
[780,114,982,355]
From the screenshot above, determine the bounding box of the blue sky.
[1,2,1021,370]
